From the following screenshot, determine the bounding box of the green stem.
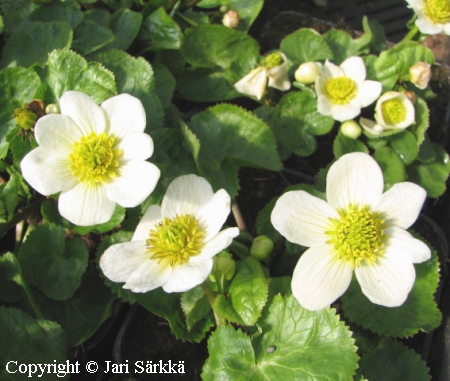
[400,25,420,43]
[201,282,227,327]
[21,275,44,320]
[0,197,44,238]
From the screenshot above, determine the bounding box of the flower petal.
[357,80,382,107]
[161,174,214,220]
[124,259,172,293]
[58,182,116,226]
[341,56,366,84]
[101,93,146,138]
[132,205,162,241]
[118,131,153,161]
[190,227,240,263]
[234,67,267,100]
[375,182,426,229]
[385,226,431,264]
[291,246,353,311]
[21,148,76,195]
[196,189,232,241]
[59,91,106,135]
[104,161,160,208]
[271,190,338,247]
[99,241,148,283]
[326,152,384,211]
[35,114,83,153]
[355,252,416,307]
[328,102,361,122]
[162,259,213,293]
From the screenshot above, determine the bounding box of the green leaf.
[72,21,115,55]
[374,42,435,91]
[84,8,110,25]
[410,98,429,146]
[417,133,436,163]
[323,29,371,65]
[46,49,116,104]
[0,307,67,381]
[19,224,88,301]
[152,62,176,108]
[138,7,182,51]
[341,242,441,338]
[0,0,36,35]
[256,198,281,243]
[136,288,214,343]
[105,7,142,51]
[34,269,115,348]
[181,285,213,331]
[182,24,259,69]
[0,253,25,303]
[373,146,406,189]
[89,49,164,131]
[357,339,431,381]
[202,295,358,380]
[0,21,72,69]
[407,144,450,197]
[388,131,419,165]
[363,17,387,52]
[280,28,333,64]
[30,1,83,29]
[2,174,19,218]
[333,133,369,158]
[214,257,267,325]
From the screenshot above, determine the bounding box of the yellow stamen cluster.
[146,215,206,268]
[381,98,407,125]
[324,76,358,105]
[326,204,387,269]
[69,132,122,185]
[424,0,450,24]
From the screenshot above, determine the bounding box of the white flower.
[409,62,432,89]
[406,0,450,35]
[294,61,323,84]
[99,174,240,293]
[234,52,291,100]
[360,91,415,135]
[21,91,160,226]
[271,152,431,311]
[315,56,382,122]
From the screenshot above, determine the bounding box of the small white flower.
[406,0,450,35]
[315,57,382,122]
[294,61,323,84]
[360,91,415,135]
[234,52,291,100]
[21,91,160,226]
[100,174,240,293]
[271,152,431,311]
[409,62,432,89]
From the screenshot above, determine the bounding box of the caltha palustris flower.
[271,152,431,311]
[20,91,160,226]
[13,99,45,140]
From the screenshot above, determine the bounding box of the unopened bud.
[340,120,362,139]
[14,105,37,131]
[45,103,60,114]
[222,10,240,28]
[294,62,322,84]
[409,62,431,90]
[211,255,236,281]
[219,5,228,13]
[250,235,274,261]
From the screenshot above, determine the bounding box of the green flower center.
[424,0,450,24]
[326,205,387,269]
[324,76,358,105]
[262,52,283,70]
[146,215,206,268]
[381,98,406,125]
[69,132,122,185]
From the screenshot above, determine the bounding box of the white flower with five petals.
[21,91,160,226]
[315,57,382,122]
[405,0,450,35]
[271,152,431,311]
[100,174,240,293]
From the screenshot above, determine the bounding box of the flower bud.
[409,62,431,89]
[222,10,240,28]
[210,255,236,282]
[45,103,60,114]
[14,105,37,131]
[340,120,362,139]
[294,62,322,84]
[250,235,274,261]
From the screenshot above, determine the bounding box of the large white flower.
[360,91,415,135]
[234,52,291,100]
[315,56,382,122]
[21,91,160,226]
[100,174,240,293]
[271,152,431,311]
[406,0,450,35]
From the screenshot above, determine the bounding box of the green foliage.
[203,295,359,380]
